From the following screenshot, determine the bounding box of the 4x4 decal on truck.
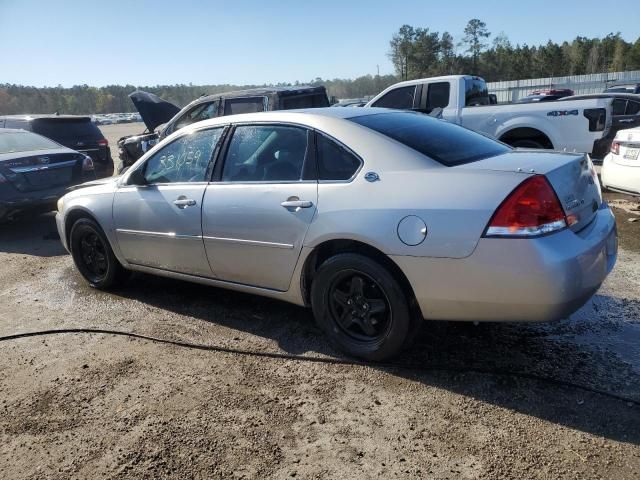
[547,110,579,117]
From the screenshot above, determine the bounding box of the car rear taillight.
[484,176,567,237]
[0,173,7,184]
[611,141,620,155]
[82,155,95,172]
[98,138,108,147]
[584,108,607,132]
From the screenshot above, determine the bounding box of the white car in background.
[602,127,640,196]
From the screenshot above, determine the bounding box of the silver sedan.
[56,108,618,360]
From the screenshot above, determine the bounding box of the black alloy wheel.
[328,271,392,343]
[311,253,419,361]
[78,231,108,283]
[70,218,129,289]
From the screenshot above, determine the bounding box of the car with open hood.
[117,86,330,171]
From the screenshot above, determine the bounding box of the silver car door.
[113,127,224,276]
[202,124,317,291]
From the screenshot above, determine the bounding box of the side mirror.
[127,168,147,186]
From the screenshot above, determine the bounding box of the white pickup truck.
[365,75,614,158]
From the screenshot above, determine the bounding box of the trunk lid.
[0,149,84,192]
[458,150,602,232]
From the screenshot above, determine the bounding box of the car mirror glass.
[127,168,147,186]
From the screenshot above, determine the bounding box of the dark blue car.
[0,129,96,221]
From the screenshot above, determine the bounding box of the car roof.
[168,107,400,133]
[560,93,640,101]
[0,114,91,120]
[188,85,326,104]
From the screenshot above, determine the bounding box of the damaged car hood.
[129,91,180,132]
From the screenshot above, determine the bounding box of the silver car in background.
[56,108,618,360]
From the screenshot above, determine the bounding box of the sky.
[1,0,638,88]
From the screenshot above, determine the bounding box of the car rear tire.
[310,253,417,361]
[70,218,129,289]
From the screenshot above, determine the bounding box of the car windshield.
[0,131,60,154]
[348,112,511,166]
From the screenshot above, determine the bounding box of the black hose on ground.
[1,328,638,407]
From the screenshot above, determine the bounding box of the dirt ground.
[0,149,639,478]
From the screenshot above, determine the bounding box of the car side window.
[221,125,308,182]
[143,128,223,184]
[426,82,451,111]
[223,97,266,115]
[316,134,361,181]
[612,99,627,116]
[371,86,416,109]
[174,101,219,132]
[626,101,640,115]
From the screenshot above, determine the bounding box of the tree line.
[0,76,399,115]
[389,19,640,81]
[1,19,639,115]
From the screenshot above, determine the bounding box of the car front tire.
[69,218,129,289]
[311,253,418,361]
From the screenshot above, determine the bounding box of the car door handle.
[281,200,313,209]
[173,198,197,208]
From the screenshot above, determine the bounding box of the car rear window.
[0,131,60,154]
[348,112,511,166]
[281,93,330,110]
[31,118,102,142]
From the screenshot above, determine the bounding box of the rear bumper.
[392,204,617,322]
[601,153,640,196]
[0,186,68,220]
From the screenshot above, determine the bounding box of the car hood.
[66,176,119,192]
[129,91,180,132]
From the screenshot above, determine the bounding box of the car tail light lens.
[82,155,95,172]
[98,138,108,147]
[584,108,606,132]
[484,176,567,237]
[611,141,620,155]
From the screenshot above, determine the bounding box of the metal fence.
[487,70,640,103]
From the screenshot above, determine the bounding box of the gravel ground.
[0,183,639,477]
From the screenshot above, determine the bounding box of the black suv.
[118,86,330,170]
[0,115,114,178]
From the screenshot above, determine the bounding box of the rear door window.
[316,134,361,181]
[425,82,451,111]
[626,101,640,115]
[371,86,416,109]
[612,99,627,116]
[349,112,510,166]
[223,97,266,115]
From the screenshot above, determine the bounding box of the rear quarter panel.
[306,168,529,259]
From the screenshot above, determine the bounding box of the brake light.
[611,141,620,155]
[98,138,108,147]
[484,176,567,237]
[82,155,95,172]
